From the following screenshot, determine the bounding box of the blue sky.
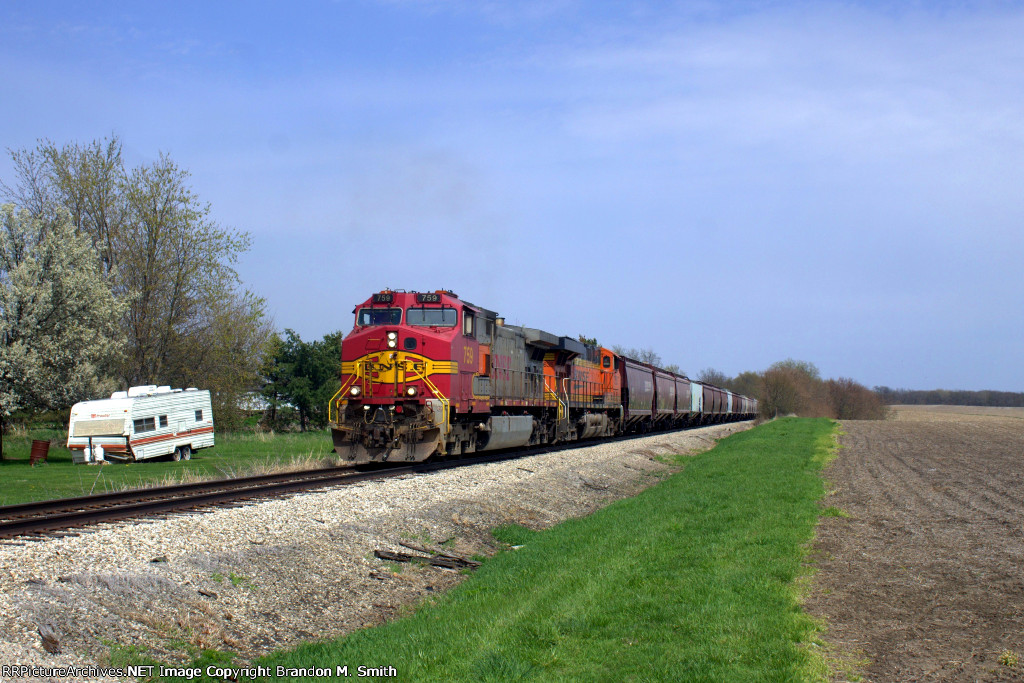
[2,1,1022,391]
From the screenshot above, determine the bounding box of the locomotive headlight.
[349,385,362,397]
[405,386,418,397]
[387,331,398,348]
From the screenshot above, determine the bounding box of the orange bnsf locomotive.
[328,289,757,465]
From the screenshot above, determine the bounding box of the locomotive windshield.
[357,308,402,326]
[406,307,458,327]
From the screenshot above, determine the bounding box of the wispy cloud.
[2,0,1022,388]
[550,5,1024,157]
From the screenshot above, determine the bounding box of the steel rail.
[0,466,420,539]
[0,466,369,519]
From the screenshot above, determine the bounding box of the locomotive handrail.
[559,377,573,422]
[564,378,606,408]
[417,372,450,435]
[328,385,344,424]
[328,375,357,424]
[403,359,450,435]
[329,358,374,423]
[490,368,556,405]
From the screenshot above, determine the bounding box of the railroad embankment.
[255,418,836,682]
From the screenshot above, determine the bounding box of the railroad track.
[0,442,555,540]
[0,466,403,540]
[0,423,750,541]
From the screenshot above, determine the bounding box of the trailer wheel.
[181,445,192,461]
[171,448,182,462]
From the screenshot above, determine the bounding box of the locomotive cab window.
[463,310,475,336]
[356,307,402,326]
[406,307,457,327]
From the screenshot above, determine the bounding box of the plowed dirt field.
[807,406,1024,682]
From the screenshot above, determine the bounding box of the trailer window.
[406,307,457,327]
[357,308,402,326]
[195,409,203,422]
[133,417,156,433]
[159,415,168,428]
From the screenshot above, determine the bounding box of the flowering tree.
[0,205,124,446]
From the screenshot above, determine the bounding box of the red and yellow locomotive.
[329,289,621,464]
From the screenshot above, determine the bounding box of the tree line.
[873,387,1024,407]
[744,359,888,420]
[688,360,886,420]
[1,136,272,433]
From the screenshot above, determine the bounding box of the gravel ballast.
[0,422,752,681]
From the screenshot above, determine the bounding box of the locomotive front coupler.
[362,405,395,424]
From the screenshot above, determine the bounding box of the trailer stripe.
[130,426,215,447]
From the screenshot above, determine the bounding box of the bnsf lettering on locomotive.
[493,354,512,381]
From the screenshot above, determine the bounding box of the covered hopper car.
[328,289,757,465]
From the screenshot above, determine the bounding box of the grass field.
[238,417,837,682]
[0,428,336,506]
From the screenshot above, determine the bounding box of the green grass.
[250,418,836,682]
[0,428,335,505]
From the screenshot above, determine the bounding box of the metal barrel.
[30,439,50,465]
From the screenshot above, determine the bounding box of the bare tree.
[0,148,53,218]
[43,137,126,276]
[826,378,888,420]
[730,370,761,398]
[698,367,731,387]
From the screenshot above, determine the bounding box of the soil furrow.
[807,407,1024,682]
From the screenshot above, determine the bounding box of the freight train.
[328,289,757,465]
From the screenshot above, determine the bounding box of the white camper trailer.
[67,386,215,463]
